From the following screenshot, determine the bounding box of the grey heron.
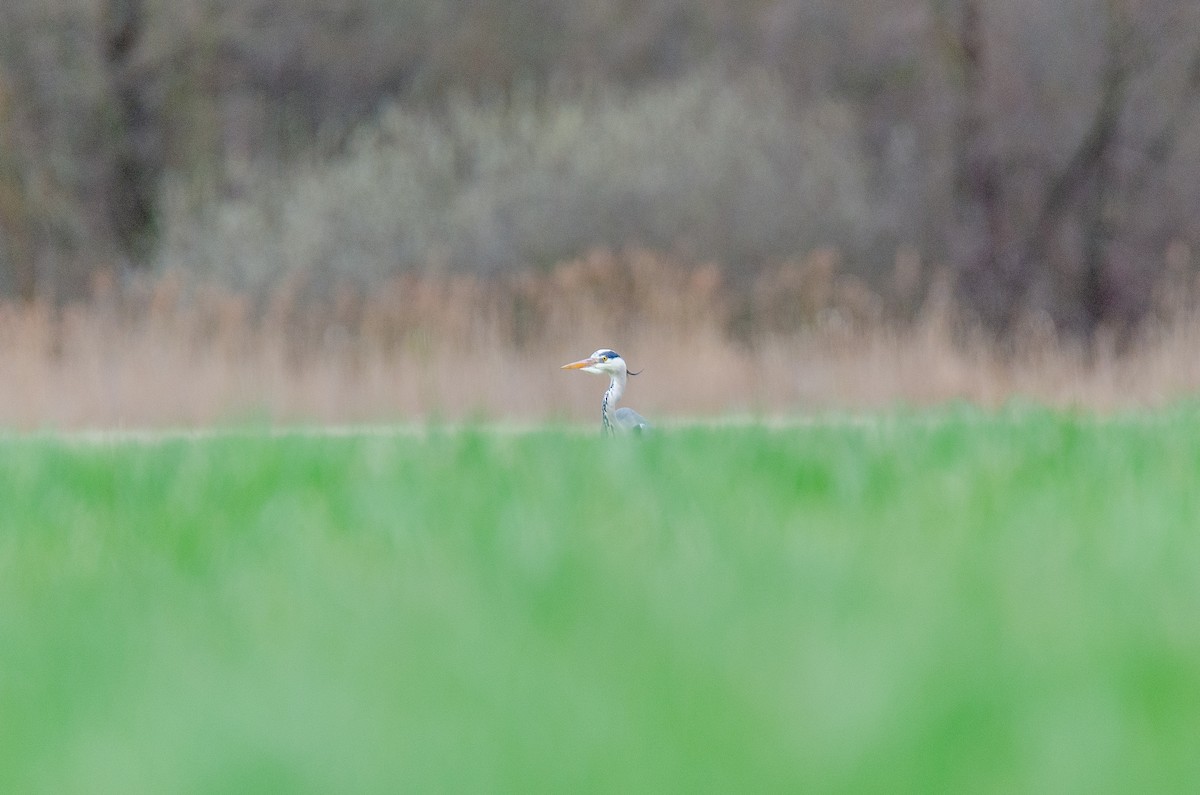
[561,349,651,435]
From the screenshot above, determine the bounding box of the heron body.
[561,349,651,436]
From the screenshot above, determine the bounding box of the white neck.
[601,370,627,434]
[605,371,627,407]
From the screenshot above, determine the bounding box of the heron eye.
[599,355,608,362]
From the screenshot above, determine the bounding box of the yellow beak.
[561,357,598,370]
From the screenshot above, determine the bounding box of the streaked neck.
[601,372,626,435]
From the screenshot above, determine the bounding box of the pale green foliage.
[4,412,1200,790]
[156,73,872,289]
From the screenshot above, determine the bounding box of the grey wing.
[613,407,652,434]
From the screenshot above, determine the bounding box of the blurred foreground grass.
[2,411,1200,792]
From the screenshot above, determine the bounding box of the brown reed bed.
[1,249,1199,430]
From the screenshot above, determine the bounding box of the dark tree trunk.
[103,0,161,267]
[942,0,1025,333]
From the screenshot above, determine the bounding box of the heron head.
[561,349,632,377]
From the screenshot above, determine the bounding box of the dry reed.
[2,249,1199,430]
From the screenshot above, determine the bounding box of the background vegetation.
[4,0,1200,340]
[4,248,1200,430]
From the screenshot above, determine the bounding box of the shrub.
[155,72,873,290]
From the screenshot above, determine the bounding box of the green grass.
[3,409,1200,793]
